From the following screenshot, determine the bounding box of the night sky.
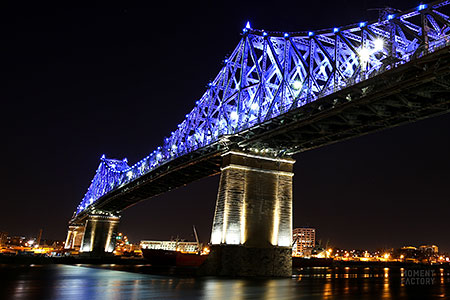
[2,1,449,252]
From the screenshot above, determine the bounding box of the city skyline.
[2,1,450,253]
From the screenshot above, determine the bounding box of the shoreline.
[1,255,449,277]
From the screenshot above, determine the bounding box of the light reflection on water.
[0,264,448,299]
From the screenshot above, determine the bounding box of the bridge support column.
[204,150,294,277]
[64,224,85,250]
[79,213,120,256]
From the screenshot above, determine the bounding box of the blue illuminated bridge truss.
[74,1,450,216]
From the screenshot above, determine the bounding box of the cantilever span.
[73,1,450,217]
[67,3,450,268]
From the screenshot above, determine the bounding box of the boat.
[141,248,208,267]
[141,226,209,267]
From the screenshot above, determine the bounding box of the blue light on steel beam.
[308,31,314,37]
[333,27,339,33]
[418,4,427,10]
[359,22,367,28]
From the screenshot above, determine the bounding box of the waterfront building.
[419,245,439,254]
[0,232,7,246]
[140,240,199,253]
[7,236,27,246]
[292,227,315,257]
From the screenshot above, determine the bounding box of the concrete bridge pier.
[202,150,295,277]
[65,212,120,256]
[80,213,120,256]
[64,224,85,250]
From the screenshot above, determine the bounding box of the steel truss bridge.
[71,1,450,224]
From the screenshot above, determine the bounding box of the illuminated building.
[140,240,200,253]
[419,245,439,254]
[292,227,315,257]
[8,236,26,246]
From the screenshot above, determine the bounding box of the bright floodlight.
[230,111,239,120]
[245,21,251,29]
[359,47,371,62]
[373,38,384,51]
[250,102,259,110]
[292,80,302,90]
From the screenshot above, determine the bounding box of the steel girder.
[74,1,450,216]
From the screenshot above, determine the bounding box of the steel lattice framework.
[76,1,450,215]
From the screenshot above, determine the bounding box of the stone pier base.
[200,245,292,277]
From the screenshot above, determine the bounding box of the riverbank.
[0,254,144,265]
[1,254,449,277]
[293,257,450,269]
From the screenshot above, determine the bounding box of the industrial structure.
[65,1,450,276]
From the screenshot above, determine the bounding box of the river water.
[0,264,448,299]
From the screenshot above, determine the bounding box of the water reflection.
[0,264,448,299]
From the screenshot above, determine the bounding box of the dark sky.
[2,1,449,252]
